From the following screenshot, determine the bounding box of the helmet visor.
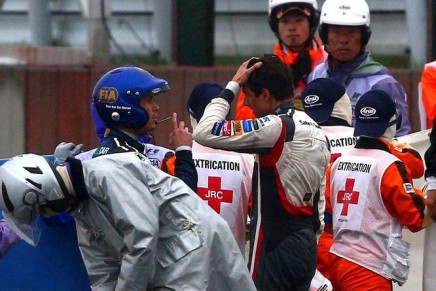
[3,211,41,246]
[277,6,311,19]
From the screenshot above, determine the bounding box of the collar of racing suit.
[273,101,300,116]
[105,128,146,153]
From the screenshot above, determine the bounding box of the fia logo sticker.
[98,87,118,103]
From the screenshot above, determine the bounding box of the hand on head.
[232,57,263,86]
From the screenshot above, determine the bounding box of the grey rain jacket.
[70,152,256,291]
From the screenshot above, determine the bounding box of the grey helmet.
[0,154,70,246]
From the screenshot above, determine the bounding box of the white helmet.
[268,0,318,15]
[268,0,320,37]
[319,0,371,46]
[0,154,70,246]
[320,0,370,27]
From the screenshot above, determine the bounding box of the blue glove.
[54,142,83,165]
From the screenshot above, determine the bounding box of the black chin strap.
[65,157,90,208]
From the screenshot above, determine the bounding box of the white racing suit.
[193,91,330,290]
[68,152,255,290]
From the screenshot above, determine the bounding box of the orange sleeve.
[421,62,436,128]
[235,91,256,120]
[389,143,424,179]
[159,152,176,176]
[380,161,426,232]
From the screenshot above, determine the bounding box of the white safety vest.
[322,126,356,161]
[330,148,410,285]
[192,141,254,253]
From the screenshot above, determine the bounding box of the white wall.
[0,0,411,59]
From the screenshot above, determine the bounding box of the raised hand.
[169,112,192,149]
[232,57,263,86]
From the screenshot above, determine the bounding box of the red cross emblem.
[197,176,233,213]
[337,178,360,216]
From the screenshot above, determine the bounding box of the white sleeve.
[193,98,283,153]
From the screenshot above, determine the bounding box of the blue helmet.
[93,66,170,128]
